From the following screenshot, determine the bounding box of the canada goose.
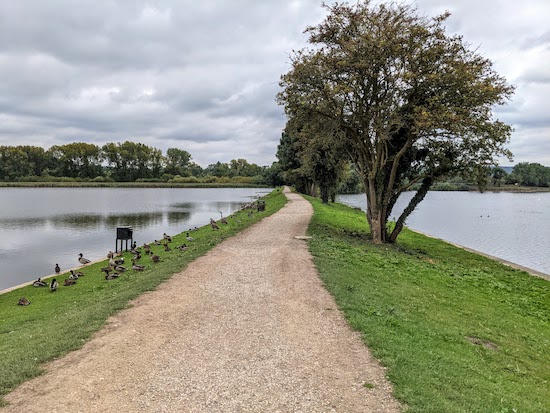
[210,220,219,230]
[149,251,160,263]
[55,263,60,274]
[33,278,47,287]
[109,258,127,272]
[50,279,58,291]
[18,297,31,306]
[132,259,146,271]
[64,278,76,286]
[101,265,113,275]
[220,212,228,225]
[163,233,172,242]
[186,232,195,241]
[78,253,91,265]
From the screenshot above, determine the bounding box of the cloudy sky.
[0,1,548,167]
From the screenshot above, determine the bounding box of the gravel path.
[2,189,401,413]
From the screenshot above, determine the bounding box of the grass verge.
[306,196,550,413]
[0,188,287,406]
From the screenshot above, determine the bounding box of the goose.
[50,279,59,291]
[209,220,219,230]
[220,212,228,225]
[101,265,113,275]
[18,297,31,306]
[149,251,160,263]
[78,253,91,265]
[64,278,77,286]
[163,233,172,242]
[33,278,47,287]
[55,263,60,274]
[132,259,146,271]
[109,258,127,272]
[186,232,195,241]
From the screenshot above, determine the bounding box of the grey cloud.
[0,0,548,166]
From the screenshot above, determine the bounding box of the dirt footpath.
[2,189,401,413]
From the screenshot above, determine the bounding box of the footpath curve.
[2,188,401,413]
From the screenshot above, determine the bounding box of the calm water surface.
[337,191,550,276]
[0,187,271,290]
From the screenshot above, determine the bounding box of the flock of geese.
[16,208,256,306]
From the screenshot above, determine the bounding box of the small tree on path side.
[278,1,514,243]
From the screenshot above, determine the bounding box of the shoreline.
[0,182,268,188]
[3,227,547,297]
[410,228,550,281]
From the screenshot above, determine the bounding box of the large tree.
[49,142,103,178]
[283,115,347,203]
[165,148,192,177]
[278,1,514,243]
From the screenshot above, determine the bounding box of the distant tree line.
[500,163,550,187]
[0,142,283,186]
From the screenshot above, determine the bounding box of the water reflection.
[0,187,270,290]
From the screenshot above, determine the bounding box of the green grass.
[306,197,550,413]
[0,188,287,406]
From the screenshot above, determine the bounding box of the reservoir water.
[0,187,270,290]
[337,191,550,276]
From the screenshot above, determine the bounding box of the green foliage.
[165,148,192,176]
[0,143,273,185]
[509,162,550,187]
[48,142,104,178]
[278,0,514,243]
[307,197,550,412]
[0,189,287,405]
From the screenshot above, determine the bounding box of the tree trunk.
[389,176,433,243]
[320,185,330,203]
[365,180,387,244]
